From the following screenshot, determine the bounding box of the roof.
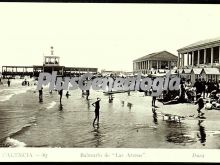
[151,73,167,77]
[178,69,183,74]
[192,68,202,75]
[183,69,192,74]
[158,69,170,73]
[202,68,220,75]
[178,36,220,52]
[44,55,60,58]
[170,69,178,74]
[133,51,177,62]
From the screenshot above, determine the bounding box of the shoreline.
[0,86,220,148]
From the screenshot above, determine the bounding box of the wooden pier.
[1,65,98,78]
[1,47,98,78]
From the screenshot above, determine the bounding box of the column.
[181,54,184,67]
[204,48,206,64]
[187,52,189,66]
[192,51,194,66]
[146,60,148,70]
[211,47,214,65]
[177,53,180,68]
[197,50,200,65]
[219,46,220,64]
[157,61,159,69]
[148,60,150,70]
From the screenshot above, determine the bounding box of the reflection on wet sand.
[197,120,206,146]
[59,104,63,111]
[87,100,91,109]
[92,125,102,147]
[165,121,196,145]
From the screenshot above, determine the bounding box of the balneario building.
[133,51,178,75]
[177,37,220,83]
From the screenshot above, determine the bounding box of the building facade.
[133,51,178,74]
[1,47,98,78]
[177,37,220,69]
[177,37,220,83]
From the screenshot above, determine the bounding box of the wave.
[0,94,14,102]
[0,87,33,102]
[46,101,56,109]
[3,137,26,147]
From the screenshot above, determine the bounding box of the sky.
[0,3,220,72]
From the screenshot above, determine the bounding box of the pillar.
[182,53,184,67]
[146,61,148,70]
[211,47,214,65]
[219,46,220,64]
[157,61,159,70]
[204,48,206,64]
[148,60,150,70]
[177,53,180,68]
[197,50,200,65]
[192,51,194,66]
[187,52,189,66]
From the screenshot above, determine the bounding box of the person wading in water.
[92,98,101,127]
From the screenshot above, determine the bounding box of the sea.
[1,78,220,148]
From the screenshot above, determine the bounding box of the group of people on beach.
[151,77,220,118]
[1,78,11,87]
[38,85,101,127]
[21,79,30,86]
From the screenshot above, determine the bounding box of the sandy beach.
[1,80,220,148]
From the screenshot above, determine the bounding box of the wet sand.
[1,85,220,148]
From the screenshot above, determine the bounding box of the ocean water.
[0,79,220,148]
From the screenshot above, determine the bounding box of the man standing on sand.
[39,87,43,102]
[86,89,90,100]
[7,79,10,87]
[195,93,205,117]
[58,82,63,105]
[58,88,63,105]
[92,98,101,127]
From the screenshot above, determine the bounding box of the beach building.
[177,36,220,82]
[191,68,203,84]
[133,51,178,74]
[180,68,192,81]
[201,68,220,82]
[1,47,98,78]
[101,69,133,77]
